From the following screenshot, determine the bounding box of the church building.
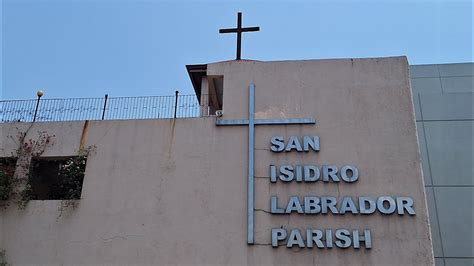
[0,12,472,266]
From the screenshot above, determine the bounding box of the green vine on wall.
[0,129,55,209]
[17,130,54,209]
[15,130,53,158]
[60,147,93,200]
[1,126,94,214]
[57,145,95,218]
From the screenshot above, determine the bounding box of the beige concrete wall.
[0,57,433,265]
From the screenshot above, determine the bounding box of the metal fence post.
[174,91,179,119]
[102,94,108,120]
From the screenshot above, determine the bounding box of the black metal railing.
[0,93,212,123]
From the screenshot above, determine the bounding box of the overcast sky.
[1,0,472,100]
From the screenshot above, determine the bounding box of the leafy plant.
[3,129,55,209]
[0,159,16,201]
[56,146,95,217]
[59,151,88,200]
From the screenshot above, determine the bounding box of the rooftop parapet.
[0,93,217,123]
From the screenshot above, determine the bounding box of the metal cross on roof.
[215,83,316,244]
[219,12,260,60]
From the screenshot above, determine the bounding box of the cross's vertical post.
[236,12,242,60]
[247,82,255,244]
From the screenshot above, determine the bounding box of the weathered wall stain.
[79,120,89,150]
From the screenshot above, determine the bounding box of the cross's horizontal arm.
[219,27,260,34]
[216,118,316,126]
[241,27,260,32]
[219,28,239,33]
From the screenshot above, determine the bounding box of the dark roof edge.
[186,64,207,100]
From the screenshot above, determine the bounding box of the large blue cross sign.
[215,82,316,244]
